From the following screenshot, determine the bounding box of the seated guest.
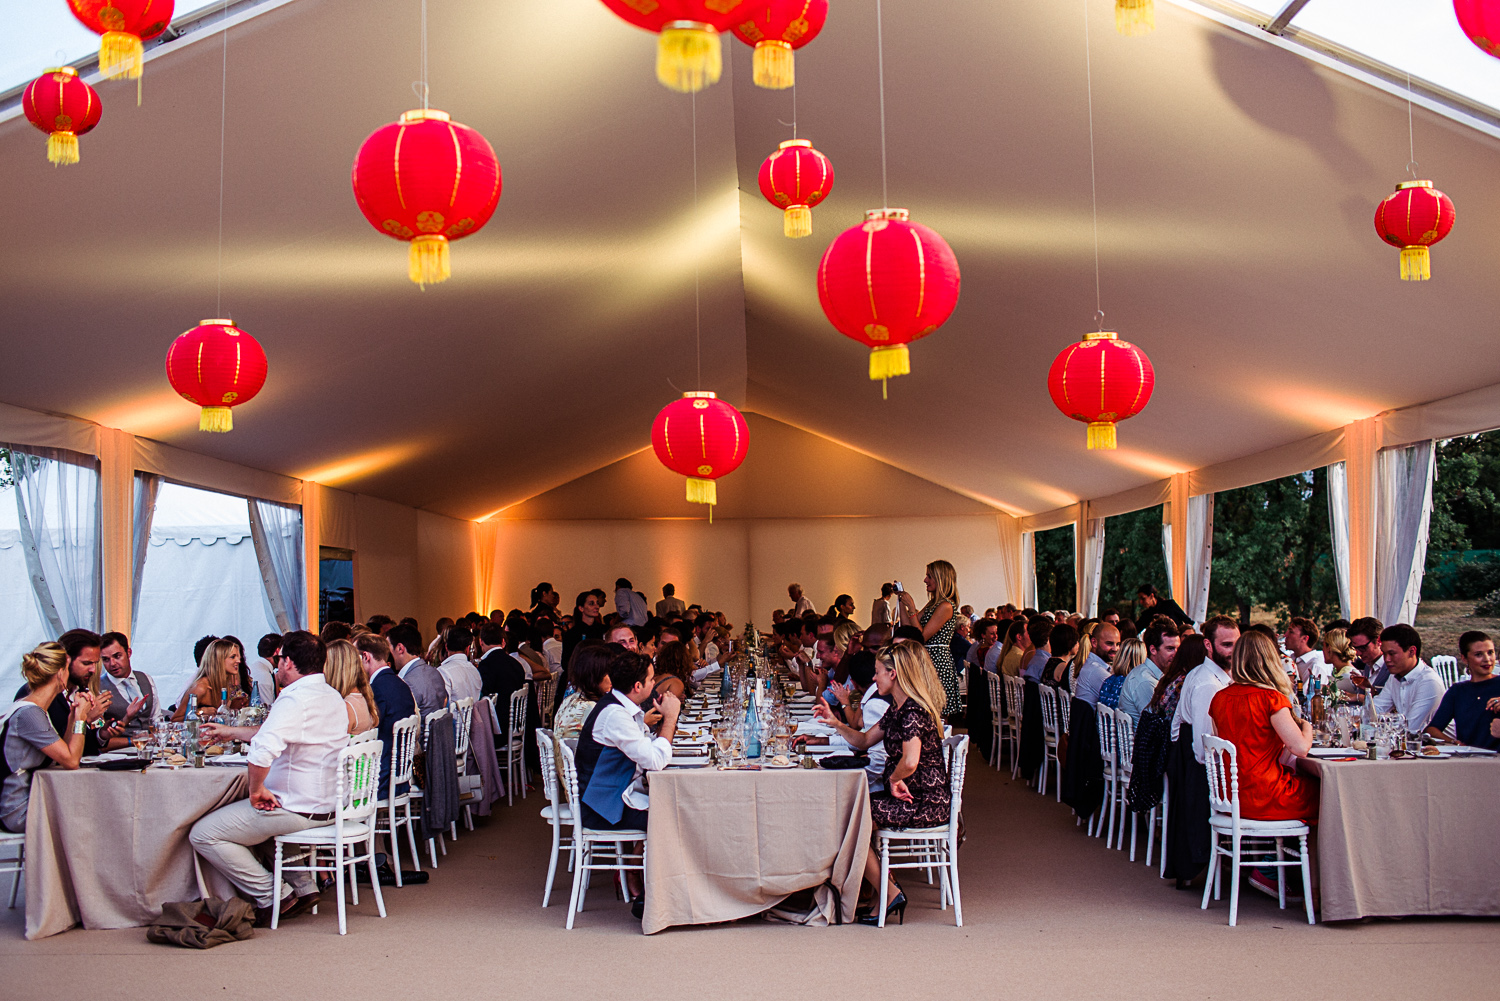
[191,632,348,927]
[2,643,108,833]
[992,618,1030,677]
[575,650,680,912]
[1022,618,1054,683]
[554,642,615,741]
[247,633,281,706]
[319,621,354,644]
[1207,630,1318,899]
[651,641,695,702]
[1425,630,1500,749]
[387,624,446,719]
[172,639,250,721]
[97,631,156,744]
[1322,629,1360,697]
[507,616,550,680]
[828,644,891,792]
[1074,623,1120,707]
[1372,624,1446,733]
[15,629,112,756]
[1099,637,1144,709]
[354,632,418,792]
[1164,617,1238,889]
[813,640,951,925]
[1346,616,1387,693]
[966,618,1000,672]
[475,621,527,733]
[1118,620,1179,725]
[605,622,639,652]
[1285,617,1324,689]
[325,639,378,735]
[436,625,483,704]
[1044,623,1080,690]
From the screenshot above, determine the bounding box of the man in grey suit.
[388,623,448,717]
[98,631,157,744]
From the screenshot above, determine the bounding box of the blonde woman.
[897,560,962,718]
[1323,629,1361,698]
[996,618,1030,677]
[1099,637,1145,709]
[326,639,379,735]
[2,643,108,833]
[172,639,249,721]
[813,640,952,925]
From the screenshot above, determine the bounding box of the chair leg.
[427,836,439,868]
[1276,837,1287,909]
[1228,835,1241,927]
[543,821,561,907]
[1158,786,1170,879]
[335,840,348,935]
[439,832,448,855]
[1129,811,1139,862]
[193,850,207,900]
[349,841,360,907]
[877,842,890,928]
[387,807,403,888]
[271,843,285,929]
[404,806,421,873]
[1200,834,1216,911]
[566,838,587,930]
[1299,836,1315,925]
[367,836,387,918]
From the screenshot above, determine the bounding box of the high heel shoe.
[856,890,907,925]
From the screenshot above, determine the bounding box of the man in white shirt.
[1173,616,1238,763]
[541,621,564,677]
[1073,623,1120,707]
[870,583,897,626]
[1372,623,1448,733]
[191,632,350,927]
[96,631,156,742]
[246,633,280,707]
[788,583,814,617]
[656,583,686,619]
[435,625,482,704]
[1285,617,1325,689]
[1118,620,1179,724]
[614,578,649,627]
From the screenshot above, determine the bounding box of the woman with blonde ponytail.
[2,643,108,832]
[813,639,952,925]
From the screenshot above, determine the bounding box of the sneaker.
[1247,868,1302,902]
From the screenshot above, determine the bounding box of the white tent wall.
[482,514,1013,627]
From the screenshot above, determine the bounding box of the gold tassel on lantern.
[99,31,145,79]
[686,477,717,506]
[1087,422,1118,450]
[1115,0,1155,36]
[200,407,233,433]
[869,344,910,401]
[46,131,79,166]
[784,205,812,238]
[753,40,794,89]
[409,234,451,288]
[657,21,722,93]
[1399,245,1431,281]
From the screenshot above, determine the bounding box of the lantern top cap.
[1082,331,1118,343]
[779,139,813,150]
[865,208,910,222]
[199,319,236,327]
[758,38,793,49]
[399,109,451,124]
[44,66,78,78]
[664,19,715,31]
[1395,179,1434,191]
[682,391,718,400]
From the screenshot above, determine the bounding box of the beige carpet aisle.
[2,751,1494,1001]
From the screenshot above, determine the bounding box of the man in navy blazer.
[474,621,527,740]
[355,633,418,791]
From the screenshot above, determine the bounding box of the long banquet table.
[1300,754,1500,922]
[642,767,870,934]
[25,765,247,939]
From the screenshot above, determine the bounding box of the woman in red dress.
[1208,631,1318,823]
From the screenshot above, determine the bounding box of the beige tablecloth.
[1301,756,1500,921]
[643,768,871,934]
[25,766,248,939]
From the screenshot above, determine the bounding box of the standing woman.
[898,560,962,720]
[812,640,951,925]
[559,591,607,715]
[2,643,108,833]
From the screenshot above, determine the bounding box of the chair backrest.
[556,737,581,824]
[508,686,528,745]
[1431,654,1462,688]
[422,706,451,752]
[349,728,378,744]
[389,714,420,793]
[1056,690,1071,734]
[986,671,1003,715]
[1202,734,1239,822]
[943,734,969,832]
[335,738,384,827]
[1114,708,1136,771]
[1096,704,1117,763]
[534,676,556,724]
[535,727,559,804]
[453,697,475,760]
[1005,676,1024,722]
[1038,683,1058,735]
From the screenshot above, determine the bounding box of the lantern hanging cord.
[1406,71,1417,178]
[1083,0,1102,326]
[875,0,889,208]
[692,87,702,390]
[420,0,429,110]
[216,0,229,318]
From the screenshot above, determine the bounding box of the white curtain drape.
[9,445,101,637]
[1327,462,1351,620]
[1375,441,1435,627]
[131,472,160,630]
[1020,531,1036,611]
[1161,519,1174,600]
[248,498,305,632]
[1185,493,1214,625]
[1078,514,1106,617]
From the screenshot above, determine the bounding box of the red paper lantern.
[165,320,268,433]
[1115,0,1154,36]
[651,391,749,517]
[351,109,502,287]
[758,139,833,238]
[817,208,960,393]
[1373,180,1455,281]
[66,0,173,82]
[600,0,750,92]
[1047,332,1154,450]
[21,67,102,166]
[731,0,828,89]
[1455,1,1500,58]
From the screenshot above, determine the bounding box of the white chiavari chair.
[1004,675,1024,778]
[373,714,422,886]
[1037,685,1063,800]
[452,697,476,835]
[1090,704,1118,839]
[556,739,646,930]
[1112,709,1136,851]
[534,727,574,906]
[872,734,969,927]
[504,686,529,806]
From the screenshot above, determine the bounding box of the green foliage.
[1034,525,1075,612]
[1429,433,1500,554]
[0,447,10,490]
[1477,589,1500,617]
[1208,468,1340,627]
[1100,505,1169,618]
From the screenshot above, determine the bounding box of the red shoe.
[1248,869,1302,902]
